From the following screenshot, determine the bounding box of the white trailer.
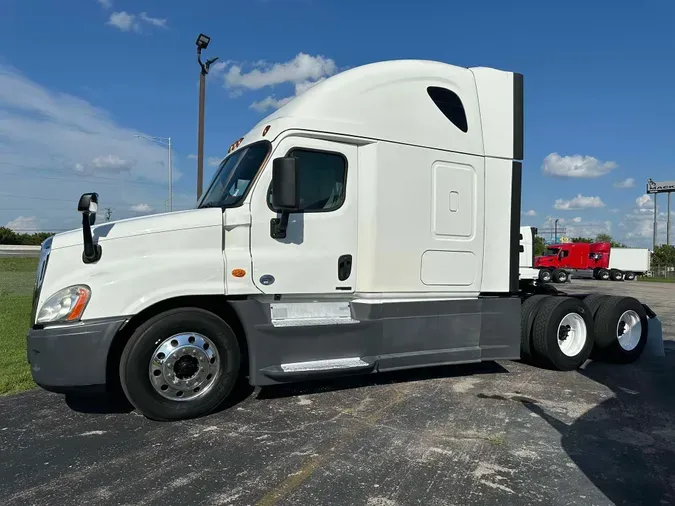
[609,248,651,280]
[26,60,662,421]
[519,226,542,282]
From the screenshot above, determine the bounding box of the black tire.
[592,268,600,280]
[597,269,610,281]
[583,294,612,318]
[538,270,552,283]
[531,296,595,370]
[624,272,636,281]
[583,293,614,362]
[610,269,624,281]
[591,296,648,363]
[520,295,550,360]
[120,308,241,421]
[552,269,568,283]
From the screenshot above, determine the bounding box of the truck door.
[249,137,357,295]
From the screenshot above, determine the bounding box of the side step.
[260,357,375,381]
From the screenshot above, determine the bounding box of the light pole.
[135,134,173,211]
[196,33,219,201]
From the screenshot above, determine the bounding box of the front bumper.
[26,317,127,393]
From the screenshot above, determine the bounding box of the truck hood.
[534,256,555,267]
[51,208,224,250]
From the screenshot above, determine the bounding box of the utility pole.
[195,33,218,201]
[104,208,112,222]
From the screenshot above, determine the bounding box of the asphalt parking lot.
[1,279,673,506]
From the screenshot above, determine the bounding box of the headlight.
[37,285,91,324]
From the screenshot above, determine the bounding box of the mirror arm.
[81,213,102,264]
[270,211,290,239]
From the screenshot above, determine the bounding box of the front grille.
[30,237,52,327]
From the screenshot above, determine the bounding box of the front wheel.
[120,308,241,421]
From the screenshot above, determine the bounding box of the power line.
[0,162,169,188]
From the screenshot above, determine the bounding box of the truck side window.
[269,148,347,212]
[560,250,569,258]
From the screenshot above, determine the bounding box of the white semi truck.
[27,60,661,421]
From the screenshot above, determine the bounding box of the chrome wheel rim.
[617,310,642,351]
[557,313,587,357]
[149,332,220,401]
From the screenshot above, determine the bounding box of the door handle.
[338,254,352,281]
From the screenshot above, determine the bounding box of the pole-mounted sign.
[646,179,674,249]
[647,178,675,194]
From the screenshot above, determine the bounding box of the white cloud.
[613,178,635,188]
[572,217,582,223]
[523,210,537,217]
[139,12,167,28]
[636,194,653,208]
[250,95,293,113]
[542,153,617,178]
[0,65,185,232]
[91,154,132,173]
[207,157,222,167]
[609,208,620,213]
[187,154,198,160]
[130,203,153,213]
[250,77,327,113]
[97,0,112,8]
[107,11,167,32]
[5,216,38,233]
[553,194,606,210]
[107,11,138,32]
[225,53,337,90]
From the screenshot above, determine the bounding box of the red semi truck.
[535,242,651,283]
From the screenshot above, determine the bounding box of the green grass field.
[0,257,38,395]
[641,276,675,283]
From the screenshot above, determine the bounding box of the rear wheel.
[610,269,624,281]
[592,296,648,363]
[583,294,611,318]
[531,296,595,370]
[624,272,636,281]
[538,269,552,283]
[597,269,610,281]
[120,308,241,421]
[520,295,550,360]
[551,269,569,283]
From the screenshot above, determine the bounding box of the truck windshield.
[544,248,559,256]
[198,141,270,209]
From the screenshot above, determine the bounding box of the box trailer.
[609,248,651,277]
[26,60,661,421]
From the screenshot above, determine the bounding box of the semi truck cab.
[26,60,660,421]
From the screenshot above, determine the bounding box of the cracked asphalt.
[1,279,673,506]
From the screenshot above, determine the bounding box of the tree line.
[0,227,56,246]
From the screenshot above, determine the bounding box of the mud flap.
[643,304,664,358]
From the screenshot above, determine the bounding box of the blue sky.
[0,0,673,247]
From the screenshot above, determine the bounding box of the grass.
[0,257,38,395]
[640,276,675,283]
